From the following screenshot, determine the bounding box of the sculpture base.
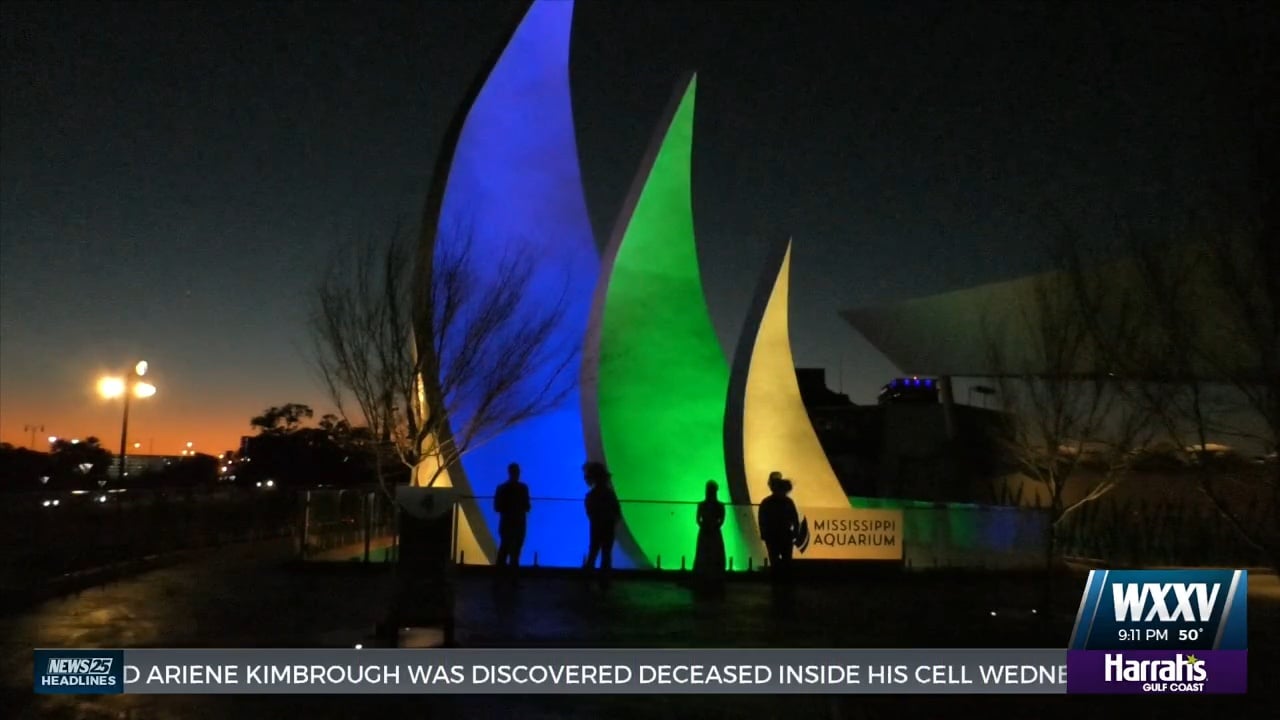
[387,487,458,646]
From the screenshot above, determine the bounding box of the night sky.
[1,0,1273,454]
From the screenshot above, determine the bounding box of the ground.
[1,545,1276,719]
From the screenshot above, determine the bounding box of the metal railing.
[0,486,297,592]
[297,487,398,563]
[293,491,1052,571]
[293,486,1271,570]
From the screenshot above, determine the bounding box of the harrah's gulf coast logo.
[1066,570,1248,695]
[34,650,124,694]
[1105,652,1207,685]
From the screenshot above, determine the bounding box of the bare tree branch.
[1064,205,1279,571]
[982,260,1151,571]
[309,221,578,499]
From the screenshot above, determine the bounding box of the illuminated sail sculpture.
[421,0,598,566]
[583,74,756,568]
[725,239,850,514]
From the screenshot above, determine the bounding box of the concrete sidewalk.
[0,537,299,616]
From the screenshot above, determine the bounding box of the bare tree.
[309,223,578,499]
[982,266,1153,570]
[1084,0,1280,570]
[1069,217,1280,570]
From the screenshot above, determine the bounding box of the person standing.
[758,472,799,581]
[694,480,726,580]
[583,462,621,573]
[494,463,531,568]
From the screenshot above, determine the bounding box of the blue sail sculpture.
[422,0,598,566]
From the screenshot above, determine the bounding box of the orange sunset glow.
[0,357,335,456]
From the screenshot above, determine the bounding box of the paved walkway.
[3,548,1277,719]
[307,535,397,562]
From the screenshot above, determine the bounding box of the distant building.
[795,368,1006,503]
[795,368,852,408]
[877,376,940,405]
[793,368,877,496]
[106,454,188,479]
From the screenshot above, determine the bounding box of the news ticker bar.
[24,645,1233,696]
[40,648,1075,695]
[36,647,1253,695]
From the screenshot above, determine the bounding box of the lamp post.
[23,424,45,450]
[99,361,156,482]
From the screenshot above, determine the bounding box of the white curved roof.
[843,251,1270,382]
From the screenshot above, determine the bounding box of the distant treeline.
[0,405,399,492]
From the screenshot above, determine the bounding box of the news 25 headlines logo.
[34,650,124,694]
[1066,570,1248,695]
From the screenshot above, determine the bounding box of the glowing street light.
[98,377,126,399]
[99,360,155,481]
[101,378,156,399]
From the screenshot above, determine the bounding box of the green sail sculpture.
[583,74,756,569]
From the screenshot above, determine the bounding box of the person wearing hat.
[758,471,799,580]
[583,461,621,573]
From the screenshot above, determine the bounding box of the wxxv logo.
[1066,570,1248,695]
[34,649,124,694]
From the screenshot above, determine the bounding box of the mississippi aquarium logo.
[1066,570,1248,694]
[34,650,124,694]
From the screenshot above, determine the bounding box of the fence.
[20,481,1251,578]
[294,486,1271,571]
[0,486,297,593]
[856,498,1048,570]
[297,487,398,562]
[293,492,1049,571]
[991,467,1276,569]
[1056,493,1273,568]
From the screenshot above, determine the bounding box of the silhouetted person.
[494,463,530,568]
[758,472,799,581]
[583,462,621,574]
[694,480,726,580]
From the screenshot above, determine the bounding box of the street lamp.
[23,424,45,450]
[99,360,156,481]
